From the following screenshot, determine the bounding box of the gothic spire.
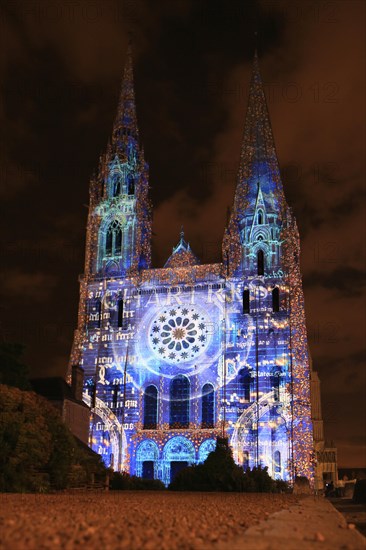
[112,42,139,147]
[222,51,288,276]
[233,51,286,216]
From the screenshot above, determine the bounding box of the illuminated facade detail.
[149,305,210,363]
[198,439,216,462]
[69,47,314,484]
[164,228,200,269]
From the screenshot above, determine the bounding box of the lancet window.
[201,384,214,428]
[257,249,264,275]
[169,375,190,429]
[105,221,123,257]
[143,386,158,430]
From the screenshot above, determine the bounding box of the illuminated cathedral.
[69,46,314,485]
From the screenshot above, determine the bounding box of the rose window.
[149,306,210,363]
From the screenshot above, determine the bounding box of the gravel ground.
[0,492,299,550]
[330,498,366,537]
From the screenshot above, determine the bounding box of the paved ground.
[0,492,298,549]
[331,498,366,537]
[217,496,366,550]
[0,492,365,549]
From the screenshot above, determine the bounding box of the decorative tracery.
[105,220,123,257]
[149,306,210,363]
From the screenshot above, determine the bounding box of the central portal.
[170,461,188,483]
[162,436,195,486]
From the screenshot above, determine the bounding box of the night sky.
[0,0,365,468]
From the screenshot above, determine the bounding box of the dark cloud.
[319,349,366,372]
[304,267,366,297]
[330,185,366,218]
[1,269,58,302]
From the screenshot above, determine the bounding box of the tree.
[170,437,282,493]
[170,437,248,492]
[0,343,31,390]
[0,384,107,492]
[0,385,52,491]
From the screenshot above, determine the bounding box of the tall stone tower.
[69,47,314,485]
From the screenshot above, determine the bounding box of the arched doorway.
[162,436,195,485]
[136,440,159,479]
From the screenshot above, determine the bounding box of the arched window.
[274,450,281,473]
[106,228,113,256]
[115,227,122,255]
[238,369,251,401]
[104,221,123,258]
[201,384,214,428]
[117,299,124,328]
[257,210,263,224]
[243,289,250,314]
[272,287,280,312]
[169,375,190,428]
[143,386,158,430]
[257,249,264,276]
[127,174,135,195]
[112,174,121,197]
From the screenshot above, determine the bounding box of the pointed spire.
[180,225,185,243]
[112,42,139,147]
[255,180,266,208]
[222,51,287,276]
[234,50,286,216]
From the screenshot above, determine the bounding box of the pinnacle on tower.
[164,227,200,268]
[112,42,139,148]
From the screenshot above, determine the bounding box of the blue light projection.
[78,274,303,482]
[69,47,314,485]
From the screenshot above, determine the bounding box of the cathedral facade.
[69,47,314,486]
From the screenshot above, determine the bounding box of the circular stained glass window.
[149,305,210,363]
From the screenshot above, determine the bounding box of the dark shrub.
[0,384,107,492]
[110,471,134,490]
[110,471,165,491]
[130,476,165,490]
[274,479,292,493]
[169,437,280,493]
[242,465,276,493]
